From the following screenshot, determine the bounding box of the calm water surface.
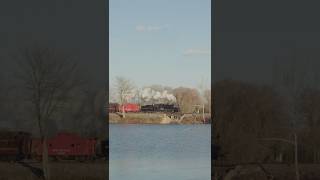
[109,124,211,180]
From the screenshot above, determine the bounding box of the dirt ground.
[0,161,107,180]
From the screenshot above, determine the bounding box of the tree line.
[214,47,320,172]
[110,76,211,114]
[213,79,320,165]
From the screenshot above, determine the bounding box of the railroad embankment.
[108,112,211,124]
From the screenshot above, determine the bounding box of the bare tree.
[297,89,320,163]
[114,76,135,118]
[109,86,117,103]
[134,88,143,104]
[67,88,105,137]
[204,89,211,114]
[173,87,201,114]
[212,80,289,164]
[271,43,320,180]
[15,47,83,180]
[198,78,210,122]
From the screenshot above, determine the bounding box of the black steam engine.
[140,104,179,113]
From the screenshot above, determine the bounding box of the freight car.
[32,132,98,161]
[108,103,180,113]
[119,103,140,112]
[0,131,108,162]
[109,103,140,113]
[0,131,32,161]
[98,139,108,160]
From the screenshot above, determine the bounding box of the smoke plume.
[141,88,176,104]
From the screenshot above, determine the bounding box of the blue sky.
[110,0,211,88]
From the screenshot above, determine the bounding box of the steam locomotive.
[140,104,179,113]
[108,103,180,113]
[0,131,108,162]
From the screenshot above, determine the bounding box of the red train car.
[0,131,32,161]
[119,103,140,112]
[32,132,97,161]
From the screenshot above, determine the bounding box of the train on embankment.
[0,131,108,162]
[108,103,180,113]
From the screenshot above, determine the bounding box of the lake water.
[109,124,211,180]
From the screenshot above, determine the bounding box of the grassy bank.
[0,161,107,180]
[108,112,211,124]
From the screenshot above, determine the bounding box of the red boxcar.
[32,132,97,160]
[119,103,140,112]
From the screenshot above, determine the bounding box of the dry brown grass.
[109,112,210,124]
[109,112,165,124]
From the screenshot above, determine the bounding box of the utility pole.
[198,77,208,124]
[202,104,205,123]
[192,104,206,123]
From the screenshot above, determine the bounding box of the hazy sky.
[213,0,320,86]
[0,0,107,88]
[110,0,211,88]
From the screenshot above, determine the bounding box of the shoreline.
[108,112,211,124]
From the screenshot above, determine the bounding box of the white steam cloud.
[141,88,176,103]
